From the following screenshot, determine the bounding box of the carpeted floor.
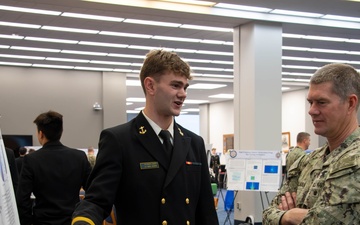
[215,188,234,225]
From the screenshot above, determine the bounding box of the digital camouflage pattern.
[285,146,306,172]
[263,128,360,225]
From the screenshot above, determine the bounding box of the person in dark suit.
[5,147,18,192]
[16,111,92,225]
[72,49,219,225]
[209,148,220,185]
[15,146,27,175]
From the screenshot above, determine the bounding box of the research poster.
[0,129,20,225]
[225,150,282,192]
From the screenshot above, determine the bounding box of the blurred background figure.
[5,147,18,192]
[15,147,27,175]
[87,147,96,169]
[285,132,311,172]
[209,147,220,186]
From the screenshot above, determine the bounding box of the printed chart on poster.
[225,150,282,192]
[0,129,21,225]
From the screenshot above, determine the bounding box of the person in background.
[72,49,219,225]
[263,63,360,224]
[5,147,18,192]
[285,132,310,172]
[28,148,36,154]
[16,110,92,225]
[209,147,220,185]
[87,147,96,169]
[15,147,27,175]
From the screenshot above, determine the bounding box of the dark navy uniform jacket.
[16,141,91,225]
[72,112,219,225]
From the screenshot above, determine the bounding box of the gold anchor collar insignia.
[139,126,147,134]
[178,127,184,136]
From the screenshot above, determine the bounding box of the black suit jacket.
[73,112,219,225]
[16,141,91,225]
[5,147,18,192]
[15,156,24,175]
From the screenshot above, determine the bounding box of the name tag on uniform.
[140,161,159,170]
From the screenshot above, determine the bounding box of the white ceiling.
[0,0,360,114]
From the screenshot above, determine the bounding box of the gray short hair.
[310,63,360,108]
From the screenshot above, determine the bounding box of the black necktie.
[159,130,173,158]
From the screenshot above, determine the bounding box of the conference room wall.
[207,89,320,153]
[0,66,105,149]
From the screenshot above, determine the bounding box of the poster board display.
[0,129,20,225]
[225,150,282,192]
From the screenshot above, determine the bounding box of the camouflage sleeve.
[299,154,360,224]
[262,155,308,225]
[285,148,306,172]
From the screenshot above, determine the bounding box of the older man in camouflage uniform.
[263,63,360,224]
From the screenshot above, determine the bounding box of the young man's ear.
[144,77,156,96]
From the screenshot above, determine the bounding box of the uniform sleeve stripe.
[71,216,95,225]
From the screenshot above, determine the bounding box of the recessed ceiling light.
[0,54,44,60]
[42,26,99,34]
[152,36,200,43]
[0,61,31,66]
[180,24,232,32]
[126,97,146,102]
[79,41,128,48]
[0,5,61,15]
[99,31,152,38]
[46,57,89,63]
[159,0,216,6]
[33,64,74,69]
[74,66,114,71]
[182,108,200,112]
[108,53,145,59]
[25,37,78,44]
[184,99,209,104]
[124,19,181,27]
[0,34,24,39]
[282,65,318,70]
[113,69,134,73]
[282,72,313,77]
[61,12,124,22]
[202,74,233,78]
[90,60,131,66]
[214,3,272,13]
[322,14,360,22]
[0,21,40,29]
[188,83,227,89]
[10,46,60,52]
[126,110,140,114]
[208,94,234,99]
[270,9,323,18]
[61,50,107,56]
